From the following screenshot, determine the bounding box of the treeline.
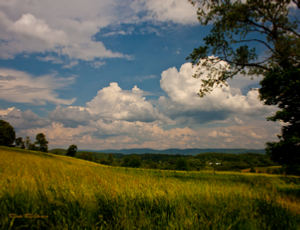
[50,148,277,172]
[0,120,48,152]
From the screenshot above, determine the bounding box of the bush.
[285,165,300,176]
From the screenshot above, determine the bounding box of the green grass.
[1,146,300,229]
[241,166,282,173]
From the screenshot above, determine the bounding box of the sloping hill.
[0,146,299,229]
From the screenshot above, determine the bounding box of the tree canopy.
[187,0,300,167]
[260,66,300,166]
[35,133,48,152]
[175,157,189,171]
[108,153,114,164]
[0,120,16,146]
[67,145,78,157]
[15,137,23,147]
[15,137,25,149]
[187,0,300,97]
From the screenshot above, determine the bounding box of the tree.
[67,144,77,157]
[28,143,38,151]
[175,157,189,171]
[77,151,94,161]
[122,156,131,167]
[150,162,158,169]
[121,155,142,168]
[35,133,48,152]
[259,66,300,168]
[128,155,142,168]
[100,157,108,165]
[15,137,23,148]
[0,120,16,146]
[108,153,114,164]
[187,0,300,97]
[21,141,25,149]
[187,0,300,167]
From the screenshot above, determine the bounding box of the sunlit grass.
[0,146,299,229]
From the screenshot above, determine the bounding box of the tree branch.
[231,38,276,54]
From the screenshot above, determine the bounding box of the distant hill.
[78,148,265,155]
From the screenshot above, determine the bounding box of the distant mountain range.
[79,148,265,155]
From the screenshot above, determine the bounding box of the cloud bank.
[0,61,281,150]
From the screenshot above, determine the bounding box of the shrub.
[285,165,300,176]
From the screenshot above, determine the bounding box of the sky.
[0,0,287,150]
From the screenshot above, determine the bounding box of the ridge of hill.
[78,148,265,155]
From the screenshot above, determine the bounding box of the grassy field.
[0,146,300,229]
[241,166,282,173]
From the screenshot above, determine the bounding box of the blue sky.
[0,0,285,150]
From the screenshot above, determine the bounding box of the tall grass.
[0,146,299,229]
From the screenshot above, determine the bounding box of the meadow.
[0,146,300,229]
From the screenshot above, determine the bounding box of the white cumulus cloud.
[86,82,172,123]
[158,62,277,124]
[0,0,200,61]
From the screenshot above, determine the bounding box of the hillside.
[48,148,68,155]
[1,146,299,229]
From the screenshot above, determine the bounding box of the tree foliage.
[175,157,189,171]
[100,157,109,165]
[28,143,38,151]
[259,65,300,165]
[67,145,78,157]
[77,151,94,161]
[187,0,299,96]
[187,0,300,166]
[15,137,23,148]
[122,155,142,168]
[35,133,48,152]
[128,155,142,168]
[0,120,16,146]
[108,153,114,164]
